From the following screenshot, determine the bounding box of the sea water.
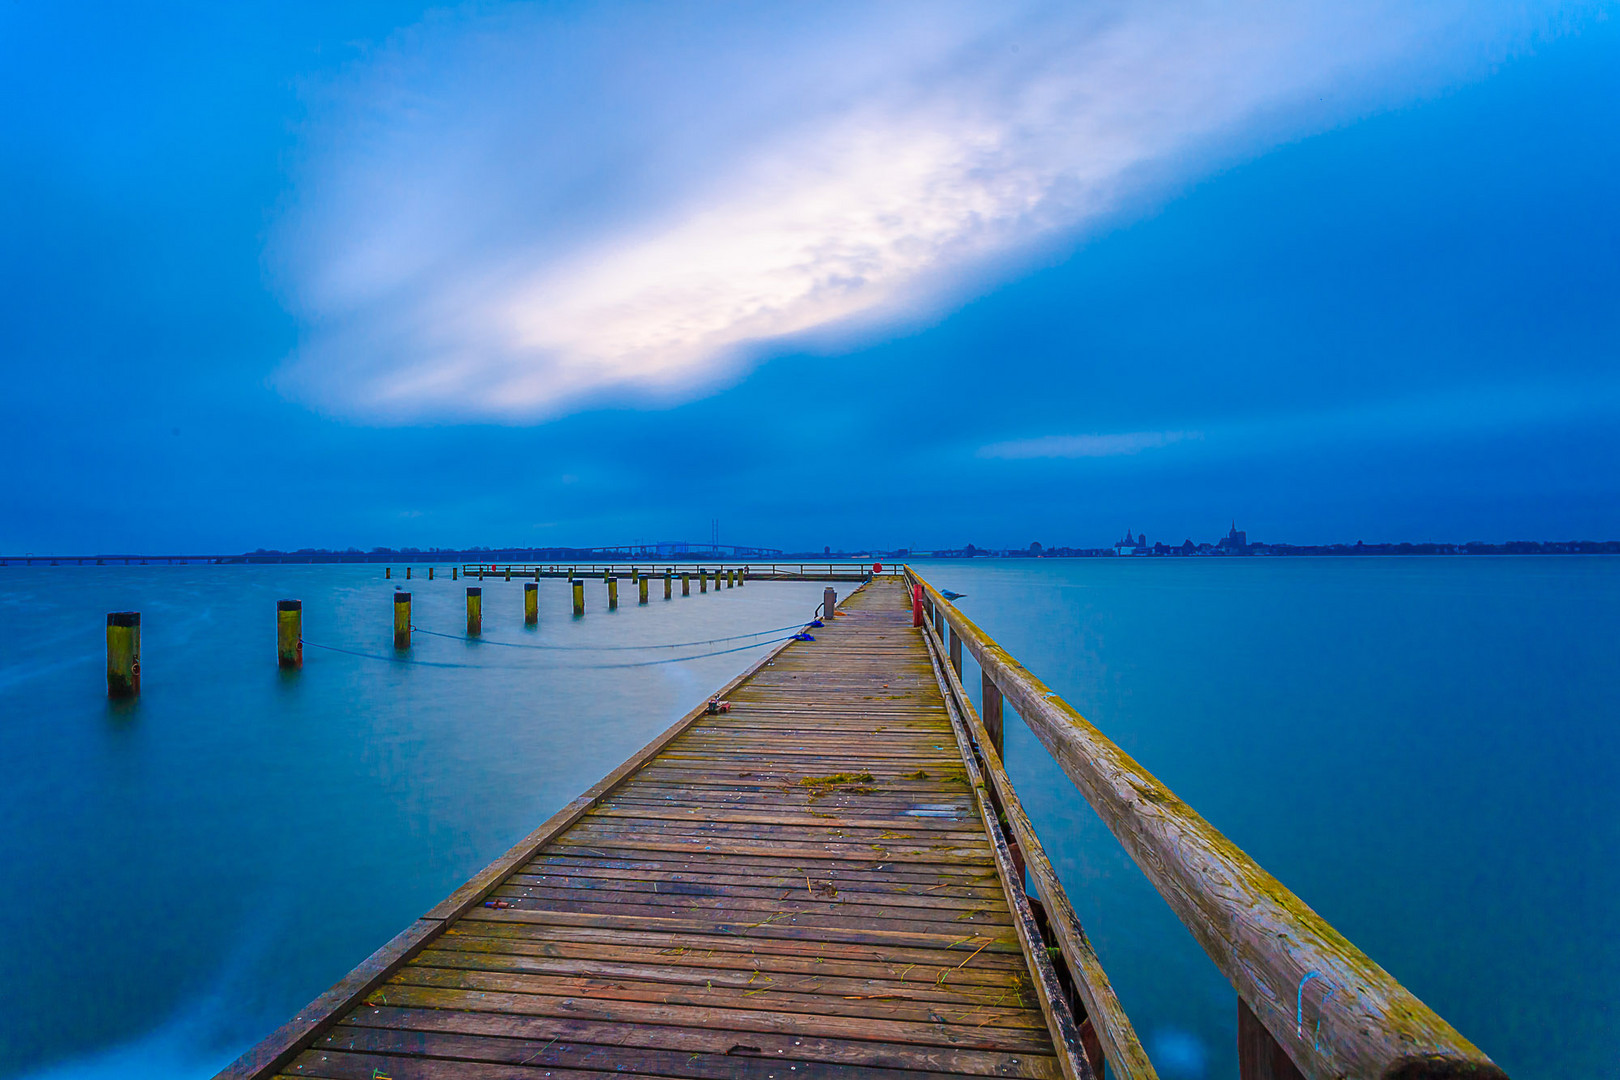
[0,559,1612,1078]
[923,556,1618,1080]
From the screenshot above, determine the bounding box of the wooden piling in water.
[638,576,649,604]
[405,566,412,580]
[466,587,482,635]
[428,567,434,580]
[664,571,672,599]
[505,567,511,581]
[277,600,302,669]
[572,579,585,616]
[524,582,538,625]
[106,612,140,697]
[385,567,391,579]
[607,577,619,610]
[700,570,708,593]
[452,567,458,580]
[393,592,411,650]
[681,573,690,595]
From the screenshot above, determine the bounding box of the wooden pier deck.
[228,576,1074,1080]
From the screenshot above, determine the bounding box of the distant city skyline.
[3,3,1617,552]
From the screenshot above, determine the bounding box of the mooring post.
[681,573,690,596]
[982,673,1004,757]
[385,567,391,579]
[505,567,511,582]
[406,566,412,580]
[452,567,458,580]
[948,625,962,676]
[739,567,746,586]
[277,600,302,669]
[106,611,140,697]
[394,592,411,649]
[700,571,708,594]
[664,571,672,599]
[608,577,619,609]
[524,582,538,625]
[639,576,649,604]
[727,569,735,588]
[824,587,836,618]
[466,587,482,635]
[533,568,540,582]
[572,579,585,616]
[428,566,434,580]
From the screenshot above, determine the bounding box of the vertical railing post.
[949,625,962,676]
[912,583,925,627]
[982,672,1004,757]
[1239,999,1306,1080]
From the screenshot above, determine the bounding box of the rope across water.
[301,630,802,670]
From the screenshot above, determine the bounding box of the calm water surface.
[0,559,1613,1078]
[920,556,1617,1080]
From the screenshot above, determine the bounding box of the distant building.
[1217,522,1248,553]
[1114,529,1148,556]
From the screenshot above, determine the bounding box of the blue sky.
[3,1,1617,553]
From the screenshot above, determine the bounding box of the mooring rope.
[300,633,797,671]
[410,623,807,651]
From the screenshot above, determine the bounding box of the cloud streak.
[272,1,1591,422]
[980,430,1199,459]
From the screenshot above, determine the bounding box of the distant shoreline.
[3,540,1618,566]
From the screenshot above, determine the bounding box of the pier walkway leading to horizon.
[221,573,1507,1080]
[222,577,1091,1080]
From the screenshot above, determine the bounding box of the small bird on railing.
[940,590,965,601]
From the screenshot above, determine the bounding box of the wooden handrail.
[905,567,1506,1080]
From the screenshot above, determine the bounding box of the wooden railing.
[904,567,1507,1080]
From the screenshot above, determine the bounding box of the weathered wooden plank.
[429,934,1029,987]
[355,983,1057,1053]
[304,1025,1022,1080]
[329,1006,1064,1078]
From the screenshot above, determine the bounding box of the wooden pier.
[221,572,1506,1080]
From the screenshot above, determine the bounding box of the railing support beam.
[982,672,1004,757]
[1240,999,1306,1080]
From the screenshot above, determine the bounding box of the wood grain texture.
[221,577,1065,1079]
[909,569,1507,1080]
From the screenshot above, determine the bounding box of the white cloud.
[980,430,1199,459]
[270,0,1593,422]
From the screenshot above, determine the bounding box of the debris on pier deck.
[227,576,1069,1080]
